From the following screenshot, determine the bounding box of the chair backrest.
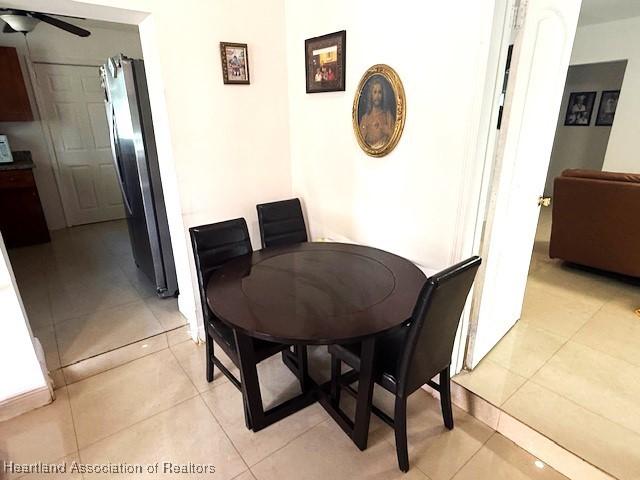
[189,218,252,321]
[397,256,482,396]
[256,198,308,248]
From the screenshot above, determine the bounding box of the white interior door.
[35,63,125,226]
[466,0,582,368]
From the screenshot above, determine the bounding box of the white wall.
[571,16,640,173]
[0,20,143,229]
[0,232,48,406]
[286,0,498,270]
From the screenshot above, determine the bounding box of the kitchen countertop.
[0,151,34,171]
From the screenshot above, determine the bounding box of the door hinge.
[512,0,528,30]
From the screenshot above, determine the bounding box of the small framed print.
[220,42,250,85]
[595,90,620,126]
[305,30,346,93]
[564,91,596,126]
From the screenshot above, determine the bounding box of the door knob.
[538,196,551,207]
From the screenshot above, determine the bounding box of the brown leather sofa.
[549,169,640,277]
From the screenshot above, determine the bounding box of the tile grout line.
[66,342,200,453]
[446,430,497,480]
[196,347,331,470]
[496,336,566,408]
[74,390,201,454]
[502,311,640,432]
[50,296,148,330]
[59,334,173,387]
[525,374,640,440]
[246,418,334,474]
[376,395,494,479]
[562,337,640,371]
[62,385,84,468]
[167,345,253,477]
[493,378,630,480]
[60,325,179,370]
[493,274,616,408]
[247,414,330,469]
[198,391,252,476]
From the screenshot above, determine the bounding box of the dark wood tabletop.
[206,242,426,344]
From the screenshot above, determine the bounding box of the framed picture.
[564,91,596,126]
[352,64,406,157]
[220,42,250,85]
[305,30,346,93]
[595,90,620,126]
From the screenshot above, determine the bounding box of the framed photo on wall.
[595,90,620,126]
[305,30,346,93]
[564,91,596,126]
[220,42,250,84]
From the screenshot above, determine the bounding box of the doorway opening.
[455,1,640,478]
[1,16,186,387]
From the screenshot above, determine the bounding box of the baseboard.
[448,381,615,480]
[0,386,52,422]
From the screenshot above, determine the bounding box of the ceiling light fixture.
[0,14,39,33]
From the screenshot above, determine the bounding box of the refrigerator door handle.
[106,101,134,216]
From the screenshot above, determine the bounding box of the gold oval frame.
[352,64,406,157]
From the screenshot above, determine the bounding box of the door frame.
[446,0,517,374]
[27,60,108,228]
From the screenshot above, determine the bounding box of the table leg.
[234,331,316,432]
[351,337,376,450]
[281,346,310,393]
[234,331,264,430]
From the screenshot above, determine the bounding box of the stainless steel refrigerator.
[100,54,178,298]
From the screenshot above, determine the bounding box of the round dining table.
[206,241,426,449]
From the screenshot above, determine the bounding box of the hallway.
[8,219,186,387]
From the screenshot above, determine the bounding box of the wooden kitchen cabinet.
[0,46,34,122]
[0,151,50,248]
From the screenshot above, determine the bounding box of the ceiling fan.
[0,8,91,37]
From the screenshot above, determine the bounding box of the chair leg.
[243,396,253,431]
[330,355,341,405]
[439,366,454,430]
[205,331,214,383]
[295,345,309,392]
[394,395,409,472]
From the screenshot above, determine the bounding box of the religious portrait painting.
[220,42,250,85]
[352,64,406,157]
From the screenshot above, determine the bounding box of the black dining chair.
[256,198,308,248]
[190,218,307,428]
[328,256,482,472]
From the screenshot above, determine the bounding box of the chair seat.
[328,326,409,393]
[207,318,288,364]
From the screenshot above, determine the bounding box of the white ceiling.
[0,1,145,25]
[578,0,640,26]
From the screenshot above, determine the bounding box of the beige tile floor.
[454,209,640,480]
[0,336,567,480]
[7,220,187,387]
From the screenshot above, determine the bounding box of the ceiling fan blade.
[30,12,90,37]
[2,21,18,33]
